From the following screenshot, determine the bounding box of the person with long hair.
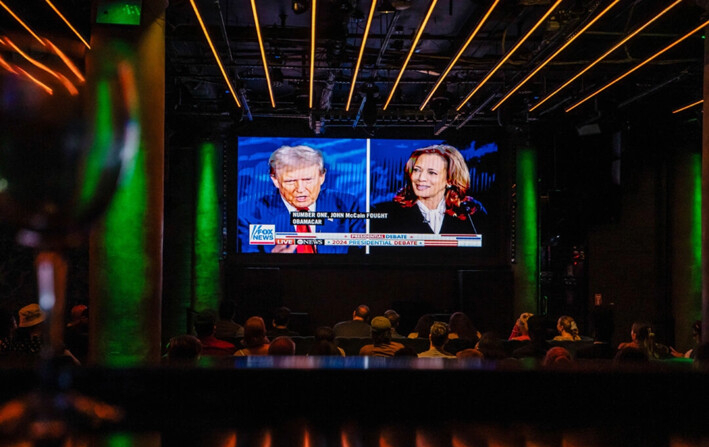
[448,312,481,346]
[234,316,270,356]
[553,316,582,341]
[370,145,486,235]
[617,322,669,360]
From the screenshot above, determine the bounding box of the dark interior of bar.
[1,0,709,445]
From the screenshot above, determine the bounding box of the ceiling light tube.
[420,0,499,111]
[2,37,78,95]
[529,0,682,112]
[457,0,563,111]
[491,0,620,111]
[0,54,18,74]
[672,99,703,114]
[249,0,276,108]
[346,0,377,111]
[0,1,45,46]
[565,19,709,112]
[14,66,54,95]
[383,0,439,111]
[44,0,90,49]
[309,0,317,109]
[44,38,85,83]
[3,37,63,78]
[189,0,241,107]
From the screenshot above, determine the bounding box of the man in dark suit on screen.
[237,145,364,254]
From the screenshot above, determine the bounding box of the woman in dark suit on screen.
[370,144,485,234]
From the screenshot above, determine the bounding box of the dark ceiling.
[0,1,705,134]
[166,0,708,134]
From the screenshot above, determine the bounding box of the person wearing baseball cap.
[358,316,405,357]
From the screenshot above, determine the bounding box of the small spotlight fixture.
[293,0,309,14]
[378,0,396,14]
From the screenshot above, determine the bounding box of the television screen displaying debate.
[236,136,501,260]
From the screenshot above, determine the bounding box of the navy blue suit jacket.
[238,189,364,254]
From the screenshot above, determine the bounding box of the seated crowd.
[163,303,709,368]
[0,300,707,369]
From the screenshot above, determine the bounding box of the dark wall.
[225,263,513,336]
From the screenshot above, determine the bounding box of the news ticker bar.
[255,232,482,247]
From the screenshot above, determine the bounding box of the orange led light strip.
[565,19,709,112]
[0,53,17,74]
[491,0,620,111]
[189,0,241,107]
[250,0,276,108]
[0,1,44,45]
[457,0,564,111]
[383,0,439,110]
[309,0,317,109]
[14,65,54,95]
[44,38,85,83]
[346,0,377,111]
[420,0,499,111]
[530,0,682,112]
[2,36,78,95]
[44,0,90,49]
[672,99,703,114]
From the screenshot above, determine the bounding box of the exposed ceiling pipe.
[375,11,401,67]
[214,0,252,120]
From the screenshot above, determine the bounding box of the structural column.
[512,145,540,317]
[89,0,166,366]
[702,26,709,343]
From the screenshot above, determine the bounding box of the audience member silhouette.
[670,320,701,359]
[617,322,669,360]
[475,332,507,360]
[310,326,344,356]
[407,314,435,339]
[448,312,481,345]
[509,312,533,341]
[215,300,244,343]
[234,316,271,356]
[0,303,78,366]
[384,309,405,338]
[333,305,371,337]
[456,348,484,360]
[512,315,551,360]
[267,306,300,339]
[418,321,455,358]
[194,311,237,356]
[553,316,581,341]
[166,334,202,366]
[359,316,404,357]
[268,336,296,356]
[543,346,573,367]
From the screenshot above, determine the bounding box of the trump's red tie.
[295,208,315,253]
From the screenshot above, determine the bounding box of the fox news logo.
[249,224,275,245]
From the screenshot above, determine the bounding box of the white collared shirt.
[417,199,446,234]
